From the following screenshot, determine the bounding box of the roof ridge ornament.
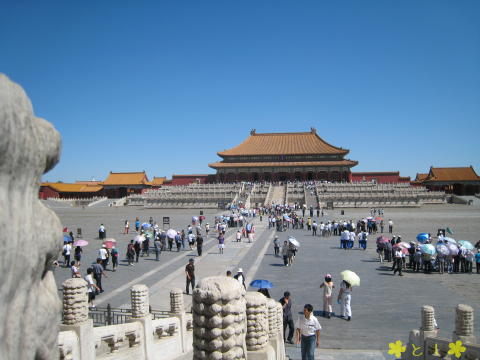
[310,127,316,134]
[250,129,256,135]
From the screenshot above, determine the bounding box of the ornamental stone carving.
[0,73,62,360]
[192,276,247,360]
[131,284,150,319]
[62,278,89,325]
[170,288,184,314]
[245,292,269,351]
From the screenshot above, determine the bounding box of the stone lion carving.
[0,73,62,359]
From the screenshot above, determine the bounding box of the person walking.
[154,236,162,261]
[111,247,118,272]
[282,241,289,266]
[393,247,403,276]
[98,224,106,240]
[134,238,141,263]
[124,220,129,234]
[388,219,393,234]
[175,232,182,252]
[475,249,480,273]
[273,236,280,256]
[74,245,82,263]
[135,217,140,232]
[338,280,352,321]
[197,234,204,256]
[85,268,100,309]
[126,240,135,266]
[319,274,334,318]
[279,291,294,344]
[185,259,195,295]
[295,304,321,360]
[233,268,246,289]
[62,241,72,267]
[218,233,225,254]
[98,245,109,270]
[92,258,108,293]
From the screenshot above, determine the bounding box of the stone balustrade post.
[192,276,247,360]
[59,278,95,360]
[128,285,154,359]
[170,288,188,353]
[402,305,437,360]
[246,292,276,360]
[453,304,476,344]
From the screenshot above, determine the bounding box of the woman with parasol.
[338,270,360,321]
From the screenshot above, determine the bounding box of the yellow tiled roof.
[218,130,349,157]
[42,183,103,193]
[103,172,150,186]
[150,177,167,186]
[209,160,358,169]
[415,173,428,182]
[424,167,480,182]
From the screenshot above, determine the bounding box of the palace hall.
[208,128,358,182]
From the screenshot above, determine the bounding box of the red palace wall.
[351,172,400,183]
[39,186,59,199]
[165,175,210,186]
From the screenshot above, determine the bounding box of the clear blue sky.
[1,1,479,182]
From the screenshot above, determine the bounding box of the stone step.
[286,347,389,360]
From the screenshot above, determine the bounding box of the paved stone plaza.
[50,203,480,357]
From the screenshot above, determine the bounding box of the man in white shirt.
[295,304,321,360]
[388,219,394,234]
[63,242,72,267]
[98,245,109,269]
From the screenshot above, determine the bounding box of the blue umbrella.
[444,237,456,244]
[250,279,273,289]
[63,235,71,243]
[142,223,151,229]
[420,244,436,255]
[458,240,474,251]
[416,233,429,243]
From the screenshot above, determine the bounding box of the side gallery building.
[209,128,358,182]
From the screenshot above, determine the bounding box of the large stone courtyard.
[50,202,480,357]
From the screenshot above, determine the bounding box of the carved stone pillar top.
[421,305,435,332]
[62,278,89,326]
[170,288,184,314]
[454,304,475,338]
[266,299,278,339]
[245,292,269,351]
[192,276,246,360]
[131,284,149,319]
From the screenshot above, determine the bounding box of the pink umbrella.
[376,236,390,244]
[393,245,409,254]
[73,239,89,247]
[103,240,116,249]
[397,242,411,249]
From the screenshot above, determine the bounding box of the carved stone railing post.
[265,299,285,360]
[170,288,184,314]
[276,302,286,360]
[170,288,188,353]
[59,278,95,360]
[128,285,154,359]
[131,284,149,319]
[421,305,436,333]
[246,292,275,360]
[402,305,437,360]
[453,304,476,344]
[192,276,247,360]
